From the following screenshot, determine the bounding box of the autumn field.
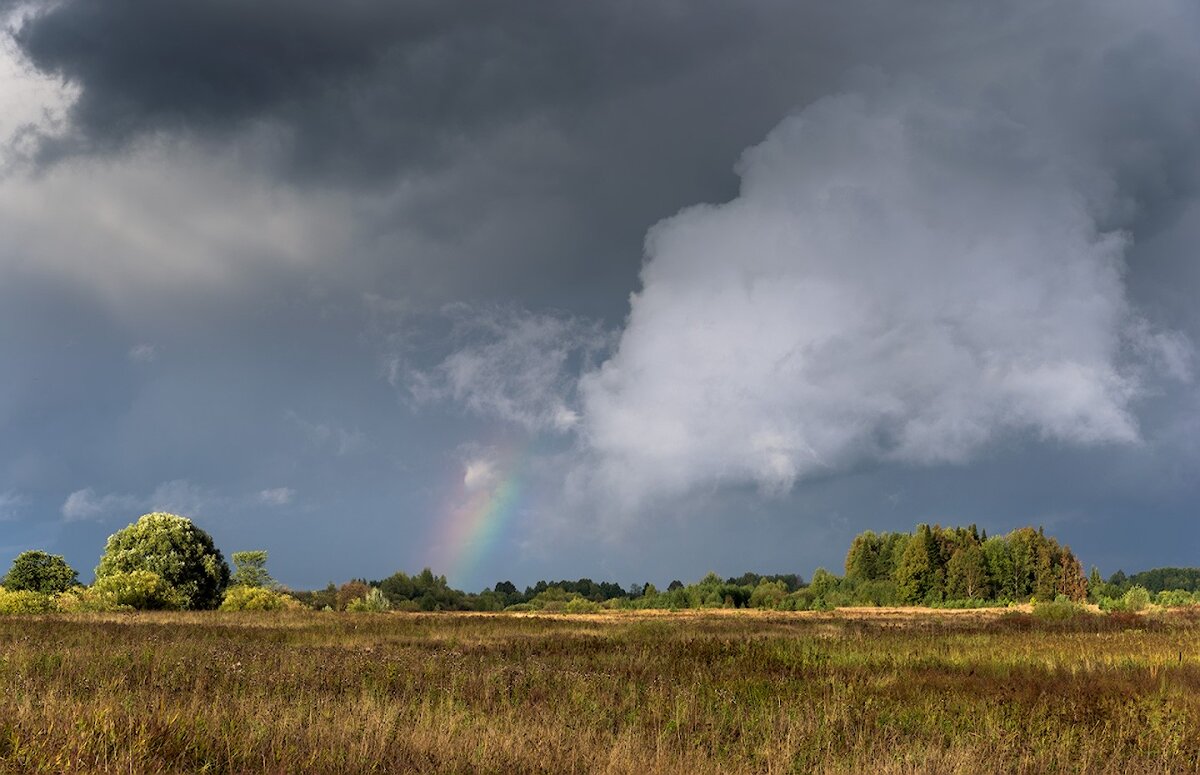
[2,608,1199,774]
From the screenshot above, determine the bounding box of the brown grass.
[1,608,1198,773]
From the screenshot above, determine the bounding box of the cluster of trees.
[292,569,474,612]
[839,524,1088,606]
[1084,566,1200,612]
[0,512,293,613]
[1094,567,1200,596]
[293,571,809,613]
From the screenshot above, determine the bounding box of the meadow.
[1,608,1198,774]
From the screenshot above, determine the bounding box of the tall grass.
[1,608,1197,773]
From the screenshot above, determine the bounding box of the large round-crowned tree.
[95,512,230,609]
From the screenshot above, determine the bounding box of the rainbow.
[432,445,528,591]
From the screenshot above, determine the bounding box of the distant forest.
[289,523,1198,613]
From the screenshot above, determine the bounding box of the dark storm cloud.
[13,0,773,182]
[11,0,879,309]
[13,1,1198,305]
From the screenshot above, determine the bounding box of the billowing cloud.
[577,78,1194,507]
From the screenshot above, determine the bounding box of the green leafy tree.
[749,579,788,609]
[4,551,78,594]
[95,512,230,610]
[231,550,274,588]
[844,531,881,581]
[493,580,519,604]
[894,525,937,604]
[875,532,909,581]
[946,544,990,599]
[983,537,1015,600]
[808,568,840,599]
[1007,528,1039,599]
[1088,566,1103,601]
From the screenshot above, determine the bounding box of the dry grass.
[1,608,1198,774]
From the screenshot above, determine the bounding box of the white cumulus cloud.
[576,84,1188,507]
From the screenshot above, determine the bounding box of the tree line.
[2,512,1197,614]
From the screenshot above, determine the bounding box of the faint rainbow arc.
[435,447,529,589]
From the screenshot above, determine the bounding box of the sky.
[1,0,1198,592]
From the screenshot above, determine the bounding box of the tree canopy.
[3,551,78,594]
[231,550,275,589]
[95,512,230,610]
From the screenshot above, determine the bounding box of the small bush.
[0,587,55,615]
[564,597,600,614]
[528,587,573,610]
[221,585,288,611]
[1033,595,1085,622]
[346,587,391,613]
[336,581,370,611]
[1155,589,1195,608]
[503,603,535,612]
[53,586,128,613]
[91,570,185,610]
[1122,586,1151,612]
